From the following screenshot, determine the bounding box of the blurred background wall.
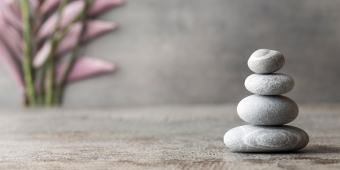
[0,0,340,106]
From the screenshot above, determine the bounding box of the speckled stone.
[245,73,295,95]
[237,95,298,125]
[224,125,309,152]
[248,49,285,74]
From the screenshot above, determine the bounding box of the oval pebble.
[248,49,285,74]
[245,73,294,95]
[237,95,298,125]
[224,125,309,152]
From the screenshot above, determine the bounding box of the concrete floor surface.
[0,105,339,169]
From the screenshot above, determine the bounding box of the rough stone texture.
[248,49,285,74]
[0,105,338,169]
[245,73,295,95]
[237,95,298,125]
[224,125,309,152]
[1,0,340,106]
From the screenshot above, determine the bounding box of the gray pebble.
[245,73,294,95]
[248,49,285,74]
[224,125,309,152]
[237,95,298,125]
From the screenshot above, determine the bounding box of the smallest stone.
[248,49,285,74]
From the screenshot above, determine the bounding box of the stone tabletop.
[0,105,339,170]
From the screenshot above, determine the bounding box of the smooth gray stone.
[224,125,309,152]
[245,73,295,95]
[248,49,285,74]
[237,95,298,125]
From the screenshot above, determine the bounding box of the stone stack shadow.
[224,49,309,153]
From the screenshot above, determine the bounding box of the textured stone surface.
[248,49,285,74]
[0,105,339,169]
[224,125,309,152]
[245,73,295,95]
[237,95,298,125]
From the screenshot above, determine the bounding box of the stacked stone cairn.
[224,49,309,152]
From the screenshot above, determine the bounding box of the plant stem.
[44,0,67,106]
[37,65,46,105]
[33,3,45,107]
[20,0,36,106]
[54,0,92,105]
[44,55,53,105]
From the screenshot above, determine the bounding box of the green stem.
[54,0,92,105]
[20,0,36,106]
[33,3,45,105]
[37,65,46,105]
[44,0,68,106]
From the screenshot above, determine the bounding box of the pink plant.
[0,0,22,29]
[56,57,115,83]
[38,0,122,39]
[0,41,24,93]
[0,0,122,106]
[34,20,116,68]
[0,17,22,59]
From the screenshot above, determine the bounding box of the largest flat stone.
[224,125,309,153]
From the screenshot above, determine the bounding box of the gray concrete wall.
[1,0,340,106]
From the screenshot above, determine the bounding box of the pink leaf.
[56,57,115,83]
[0,0,22,29]
[34,20,116,68]
[88,0,124,16]
[38,0,85,39]
[0,17,22,60]
[41,0,62,14]
[6,0,21,19]
[38,0,122,39]
[0,40,24,93]
[33,42,51,68]
[56,20,116,55]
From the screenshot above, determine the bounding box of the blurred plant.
[0,0,123,107]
